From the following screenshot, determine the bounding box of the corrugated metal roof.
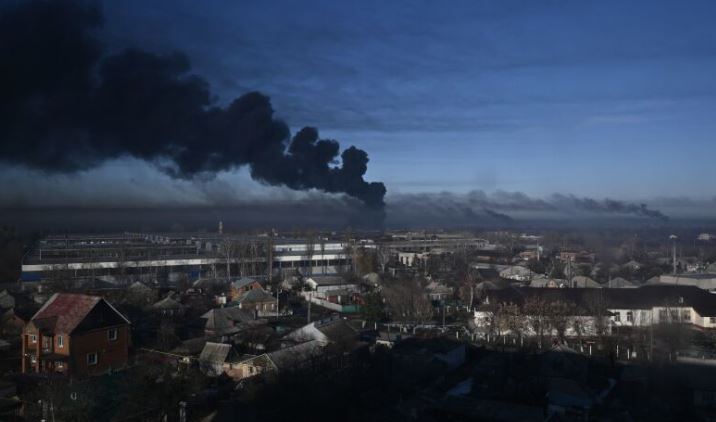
[198,342,233,364]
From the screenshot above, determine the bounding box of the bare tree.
[494,302,524,344]
[237,238,249,276]
[305,231,315,276]
[376,245,391,274]
[383,281,433,330]
[249,238,260,276]
[546,300,575,343]
[219,238,238,280]
[458,267,479,311]
[654,299,690,361]
[523,295,549,348]
[584,290,610,347]
[319,238,327,275]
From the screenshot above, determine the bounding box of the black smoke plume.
[387,190,669,227]
[482,208,514,223]
[0,0,386,209]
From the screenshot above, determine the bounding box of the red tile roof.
[31,293,104,334]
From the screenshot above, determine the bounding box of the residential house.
[126,281,156,306]
[623,260,642,271]
[304,276,360,298]
[230,287,276,314]
[200,306,263,338]
[392,337,467,371]
[398,252,429,267]
[607,277,637,288]
[558,251,595,263]
[324,289,362,305]
[21,293,130,377]
[229,277,263,302]
[659,274,716,290]
[569,276,602,289]
[499,266,534,281]
[151,295,185,317]
[529,278,567,288]
[284,316,360,350]
[425,280,454,302]
[198,342,241,377]
[475,285,716,335]
[234,339,325,381]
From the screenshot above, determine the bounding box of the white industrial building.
[21,232,365,284]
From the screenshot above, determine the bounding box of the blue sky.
[3,0,716,210]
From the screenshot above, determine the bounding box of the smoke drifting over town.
[387,190,669,227]
[0,0,386,209]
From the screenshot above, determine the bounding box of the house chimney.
[218,221,223,235]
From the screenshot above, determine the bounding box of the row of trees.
[484,297,607,348]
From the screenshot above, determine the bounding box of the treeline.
[0,226,27,283]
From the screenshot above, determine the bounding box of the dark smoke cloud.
[387,190,669,227]
[0,0,385,209]
[550,194,669,221]
[482,208,514,223]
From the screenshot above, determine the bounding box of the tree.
[117,365,209,421]
[0,226,24,282]
[219,238,238,279]
[304,231,316,276]
[361,291,384,325]
[523,295,549,348]
[494,302,524,344]
[319,238,327,274]
[654,299,690,361]
[548,260,565,279]
[584,290,610,347]
[526,258,546,276]
[545,300,575,343]
[376,245,391,274]
[383,281,433,329]
[355,248,377,276]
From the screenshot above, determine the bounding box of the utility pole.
[307,291,312,324]
[670,235,678,275]
[275,288,281,319]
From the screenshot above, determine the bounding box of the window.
[58,335,63,348]
[671,310,679,321]
[108,329,118,341]
[87,353,98,365]
[682,310,691,321]
[626,311,633,323]
[659,309,668,320]
[710,317,716,324]
[614,312,621,322]
[30,334,37,343]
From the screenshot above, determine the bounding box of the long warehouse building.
[21,233,371,283]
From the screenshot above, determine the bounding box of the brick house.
[21,293,131,377]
